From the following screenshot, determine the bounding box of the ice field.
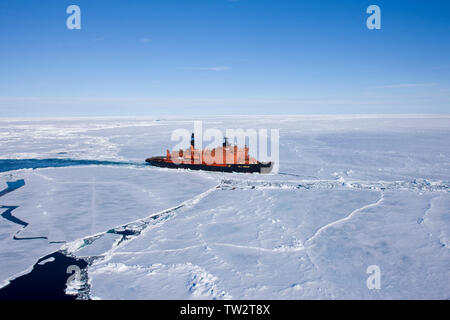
[0,115,449,299]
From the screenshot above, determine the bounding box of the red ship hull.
[146,157,273,174]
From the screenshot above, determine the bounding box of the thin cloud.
[431,66,450,70]
[92,36,108,43]
[183,66,231,72]
[360,69,377,73]
[139,38,152,43]
[376,83,438,89]
[2,95,449,117]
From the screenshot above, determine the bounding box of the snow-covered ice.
[0,115,449,299]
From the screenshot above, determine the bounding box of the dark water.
[1,204,51,241]
[107,228,140,245]
[0,180,25,197]
[0,179,88,299]
[0,181,51,241]
[0,251,88,300]
[0,160,147,299]
[0,181,31,233]
[107,228,139,237]
[1,206,27,227]
[0,158,140,173]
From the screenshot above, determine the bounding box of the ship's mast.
[222,137,228,164]
[190,133,195,163]
[223,137,230,147]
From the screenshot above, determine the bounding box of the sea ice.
[0,115,449,299]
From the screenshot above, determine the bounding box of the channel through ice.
[0,115,449,299]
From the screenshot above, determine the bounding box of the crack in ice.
[219,178,449,193]
[304,192,385,246]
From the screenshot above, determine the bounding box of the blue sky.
[0,0,449,116]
